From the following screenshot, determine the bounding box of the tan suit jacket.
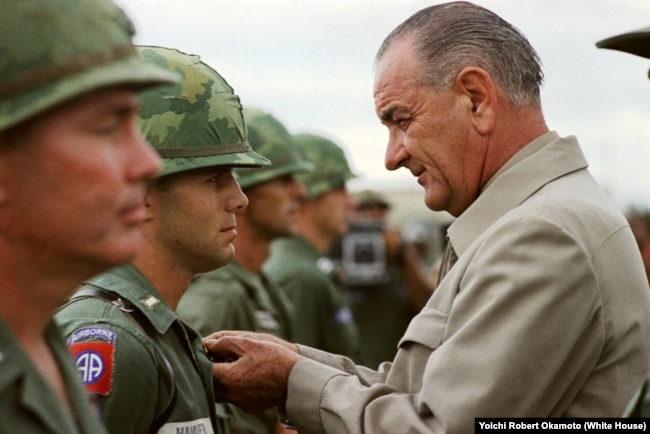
[285,132,650,433]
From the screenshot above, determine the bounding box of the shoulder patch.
[332,307,354,325]
[67,326,116,395]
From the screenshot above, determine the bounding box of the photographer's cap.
[596,26,650,59]
[0,0,179,132]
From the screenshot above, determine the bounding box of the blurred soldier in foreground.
[597,25,650,417]
[55,46,268,433]
[264,133,362,361]
[178,108,311,434]
[204,3,650,432]
[0,1,176,432]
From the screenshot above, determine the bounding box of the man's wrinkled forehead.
[374,37,416,89]
[373,40,419,118]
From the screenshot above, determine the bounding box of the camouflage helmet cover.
[597,26,650,59]
[0,0,178,132]
[235,108,313,189]
[293,133,357,199]
[137,47,270,177]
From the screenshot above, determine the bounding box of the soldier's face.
[312,185,354,241]
[146,167,248,273]
[0,87,161,281]
[243,174,306,241]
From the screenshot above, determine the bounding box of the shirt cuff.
[285,357,348,434]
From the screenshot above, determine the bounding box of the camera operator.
[337,190,434,368]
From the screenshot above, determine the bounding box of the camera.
[337,219,390,287]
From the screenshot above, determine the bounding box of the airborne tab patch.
[67,326,116,395]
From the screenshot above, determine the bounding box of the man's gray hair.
[376,1,544,108]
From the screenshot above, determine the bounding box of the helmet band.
[156,141,253,158]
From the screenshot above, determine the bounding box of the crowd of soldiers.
[4,1,650,433]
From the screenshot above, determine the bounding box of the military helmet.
[597,26,650,59]
[355,189,391,210]
[0,0,178,132]
[235,108,313,189]
[137,47,270,177]
[293,133,357,199]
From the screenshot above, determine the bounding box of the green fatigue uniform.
[179,261,294,339]
[178,261,294,434]
[347,263,414,369]
[0,319,109,434]
[177,108,310,434]
[264,236,362,361]
[55,265,230,434]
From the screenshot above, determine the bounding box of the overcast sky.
[118,0,650,212]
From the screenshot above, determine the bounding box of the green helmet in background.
[137,47,270,177]
[0,0,178,132]
[235,108,313,189]
[293,133,357,199]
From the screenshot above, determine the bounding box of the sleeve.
[286,217,604,434]
[55,300,164,434]
[298,344,389,384]
[177,275,255,337]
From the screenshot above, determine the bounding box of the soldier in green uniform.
[55,46,269,434]
[0,1,177,433]
[178,108,311,434]
[597,25,650,418]
[263,133,362,361]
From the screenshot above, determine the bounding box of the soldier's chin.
[199,245,236,273]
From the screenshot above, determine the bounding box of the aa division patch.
[67,326,116,395]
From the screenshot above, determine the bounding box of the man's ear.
[455,67,497,135]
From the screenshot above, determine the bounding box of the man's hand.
[204,332,302,414]
[203,330,299,353]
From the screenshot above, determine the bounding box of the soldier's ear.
[142,185,156,220]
